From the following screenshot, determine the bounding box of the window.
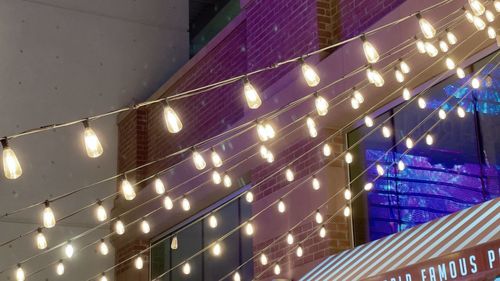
[348,52,500,245]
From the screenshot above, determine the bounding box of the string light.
[351,97,360,109]
[418,97,427,109]
[233,272,241,281]
[426,133,434,145]
[366,67,385,87]
[245,221,254,236]
[266,151,275,163]
[277,200,286,213]
[439,40,449,53]
[424,42,439,57]
[301,59,321,87]
[315,210,323,224]
[323,143,332,156]
[243,77,262,109]
[212,170,222,185]
[211,242,222,256]
[364,115,374,127]
[208,215,218,229]
[82,120,103,158]
[315,93,329,116]
[463,7,474,23]
[296,245,304,257]
[472,16,486,30]
[245,191,254,203]
[285,168,295,182]
[399,59,411,74]
[274,264,281,275]
[260,253,268,265]
[163,101,183,134]
[457,106,466,118]
[210,148,223,168]
[256,121,276,142]
[120,178,136,201]
[134,256,144,270]
[312,176,320,190]
[163,195,174,210]
[56,260,65,276]
[141,219,151,234]
[96,201,107,222]
[415,37,426,53]
[286,232,294,245]
[1,139,22,180]
[343,206,351,217]
[319,226,326,238]
[376,163,385,176]
[417,13,436,39]
[398,160,406,171]
[445,57,456,70]
[98,239,109,256]
[395,68,405,83]
[402,88,411,101]
[457,67,466,78]
[485,10,495,22]
[487,26,497,39]
[36,228,48,250]
[345,152,353,164]
[181,197,191,211]
[16,265,25,281]
[469,0,486,16]
[182,262,191,275]
[446,29,458,45]
[495,0,500,12]
[406,137,414,149]
[364,182,374,191]
[99,273,108,281]
[223,173,232,188]
[306,116,318,138]
[344,188,352,200]
[438,108,447,120]
[192,148,207,170]
[259,144,269,159]
[471,77,481,88]
[171,236,178,250]
[361,35,380,63]
[64,242,74,258]
[42,201,56,228]
[382,125,392,138]
[353,89,364,104]
[154,177,166,195]
[115,219,126,235]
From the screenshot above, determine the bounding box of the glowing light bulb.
[212,242,222,256]
[416,38,426,53]
[2,139,22,179]
[65,243,74,258]
[223,173,232,188]
[163,102,183,134]
[418,97,427,109]
[471,77,481,89]
[438,108,447,120]
[382,126,392,138]
[96,202,107,222]
[233,272,241,281]
[361,36,380,63]
[115,219,125,235]
[301,61,321,87]
[274,264,281,275]
[56,260,65,276]
[208,215,218,229]
[99,274,108,281]
[259,145,269,159]
[163,195,173,210]
[245,222,254,236]
[464,8,474,23]
[286,232,294,245]
[99,240,109,256]
[495,0,500,12]
[424,42,439,57]
[344,188,352,200]
[395,68,405,83]
[446,30,458,45]
[417,14,436,39]
[296,245,304,257]
[121,178,136,201]
[473,16,486,30]
[212,170,222,185]
[315,94,329,116]
[364,115,374,127]
[402,88,411,101]
[245,191,254,203]
[16,265,25,281]
[277,200,286,213]
[398,160,406,171]
[487,26,497,39]
[439,40,449,53]
[485,10,495,22]
[457,106,466,118]
[323,143,332,157]
[82,121,103,158]
[364,182,374,191]
[182,197,191,211]
[445,57,456,70]
[312,176,320,190]
[319,226,326,238]
[43,202,56,228]
[171,236,178,250]
[343,206,351,217]
[406,137,414,149]
[243,78,262,109]
[351,97,360,109]
[265,123,276,139]
[367,68,385,87]
[285,168,294,182]
[182,262,191,275]
[306,117,318,138]
[426,134,434,145]
[345,152,353,164]
[141,219,151,234]
[210,148,223,168]
[256,123,268,142]
[469,0,486,16]
[260,253,268,265]
[315,210,323,224]
[266,151,275,163]
[399,59,410,74]
[353,90,364,104]
[36,229,47,250]
[192,149,206,170]
[152,177,166,195]
[134,256,144,270]
[456,67,466,79]
[376,164,385,176]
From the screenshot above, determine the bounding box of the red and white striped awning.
[300,198,500,281]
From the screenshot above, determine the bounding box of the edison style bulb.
[192,149,206,170]
[417,14,436,39]
[351,97,360,109]
[2,139,22,179]
[99,240,109,256]
[43,202,56,228]
[343,206,351,217]
[402,88,411,101]
[56,260,65,276]
[424,42,439,57]
[296,245,304,257]
[243,78,262,109]
[469,0,486,16]
[141,219,150,234]
[312,176,320,190]
[182,197,191,211]
[245,191,254,203]
[260,253,268,265]
[382,126,392,138]
[473,16,486,30]
[315,210,323,224]
[36,229,47,250]
[120,178,136,201]
[134,256,144,270]
[457,106,466,118]
[265,123,276,139]
[364,182,374,191]
[256,123,268,142]
[212,170,222,185]
[286,232,294,245]
[456,67,466,79]
[233,272,241,281]
[212,242,222,256]
[364,116,374,127]
[16,265,25,281]
[315,94,329,116]
[438,109,447,120]
[398,160,406,171]
[266,151,275,163]
[418,97,427,109]
[471,77,481,89]
[376,164,385,176]
[301,62,321,87]
[306,117,318,138]
[495,0,500,12]
[182,262,191,275]
[285,168,294,182]
[406,137,414,149]
[223,173,232,188]
[447,30,458,45]
[319,226,326,238]
[323,143,332,157]
[277,200,286,213]
[115,219,125,235]
[426,134,434,146]
[245,222,254,236]
[416,38,426,53]
[154,177,166,195]
[99,274,108,281]
[208,215,218,229]
[367,68,385,87]
[96,203,107,222]
[395,68,405,83]
[274,264,281,275]
[163,102,183,134]
[353,89,364,104]
[259,145,269,159]
[487,26,497,39]
[344,188,352,200]
[439,40,449,53]
[361,36,380,63]
[211,148,223,168]
[485,10,495,22]
[163,195,174,210]
[65,243,74,258]
[399,60,410,74]
[345,152,353,164]
[445,57,456,70]
[82,121,103,158]
[171,236,178,250]
[464,8,474,23]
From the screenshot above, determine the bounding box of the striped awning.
[300,198,500,281]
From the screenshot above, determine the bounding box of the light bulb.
[192,149,206,170]
[65,243,74,258]
[343,206,351,217]
[256,123,268,142]
[43,202,56,228]
[171,236,178,250]
[399,59,411,74]
[211,148,223,168]
[364,182,374,191]
[266,151,275,163]
[277,200,286,213]
[120,178,136,201]
[345,152,353,164]
[36,229,47,250]
[134,256,144,270]
[406,137,414,149]
[115,219,125,235]
[351,97,360,109]
[312,176,320,190]
[319,226,326,238]
[286,232,294,245]
[315,94,329,116]
[99,240,109,256]
[265,123,276,139]
[445,57,456,70]
[163,102,183,134]
[259,145,269,159]
[417,14,436,39]
[471,77,481,89]
[395,69,405,83]
[323,143,332,157]
[2,139,22,179]
[438,108,447,120]
[495,0,500,12]
[361,36,380,63]
[344,188,352,200]
[306,117,318,138]
[182,197,191,211]
[245,222,254,236]
[208,215,218,229]
[398,160,406,171]
[367,68,384,87]
[56,260,65,276]
[464,8,474,23]
[456,67,466,79]
[446,30,458,45]
[274,264,281,275]
[439,40,449,53]
[424,42,439,57]
[353,89,364,103]
[141,219,151,234]
[96,202,107,222]
[212,242,222,256]
[364,116,374,127]
[469,0,486,16]
[260,253,268,265]
[296,245,304,257]
[154,177,166,195]
[16,265,25,281]
[416,38,426,53]
[382,126,391,138]
[82,121,103,158]
[418,97,427,109]
[233,272,241,281]
[315,210,323,224]
[163,195,174,210]
[426,134,434,145]
[285,168,294,182]
[243,78,262,109]
[457,106,466,118]
[99,274,108,281]
[473,16,486,30]
[485,10,495,22]
[487,26,497,39]
[182,262,191,275]
[245,191,254,203]
[402,88,411,101]
[376,164,385,176]
[212,170,222,185]
[301,62,321,87]
[223,173,232,188]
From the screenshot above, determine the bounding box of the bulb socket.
[1,138,8,148]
